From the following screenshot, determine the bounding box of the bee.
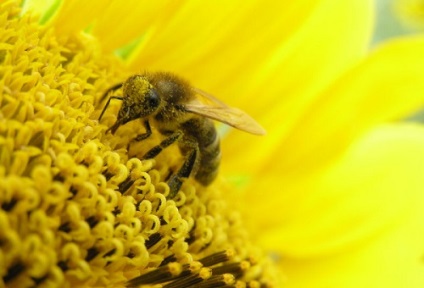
[99,72,265,197]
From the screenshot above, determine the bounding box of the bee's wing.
[191,87,230,107]
[185,88,266,135]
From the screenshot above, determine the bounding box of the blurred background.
[374,0,423,44]
[376,0,424,120]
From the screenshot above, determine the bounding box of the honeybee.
[99,72,265,197]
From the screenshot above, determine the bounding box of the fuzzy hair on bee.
[99,71,265,197]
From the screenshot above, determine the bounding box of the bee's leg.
[134,120,152,141]
[141,131,199,198]
[167,145,199,198]
[142,131,183,160]
[127,121,152,152]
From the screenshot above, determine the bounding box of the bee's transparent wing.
[185,88,266,135]
[191,87,230,107]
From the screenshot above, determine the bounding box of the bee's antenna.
[99,82,124,103]
[98,96,124,121]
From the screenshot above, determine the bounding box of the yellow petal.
[22,0,58,23]
[37,0,169,51]
[90,0,184,53]
[220,0,373,177]
[48,0,103,34]
[275,35,424,176]
[129,0,372,104]
[248,124,424,287]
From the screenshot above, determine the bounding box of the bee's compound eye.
[145,89,160,109]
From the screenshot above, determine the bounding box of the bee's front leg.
[142,130,183,160]
[134,120,152,142]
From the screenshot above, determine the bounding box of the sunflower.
[2,0,424,288]
[0,1,281,287]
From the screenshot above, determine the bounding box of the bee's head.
[109,75,161,133]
